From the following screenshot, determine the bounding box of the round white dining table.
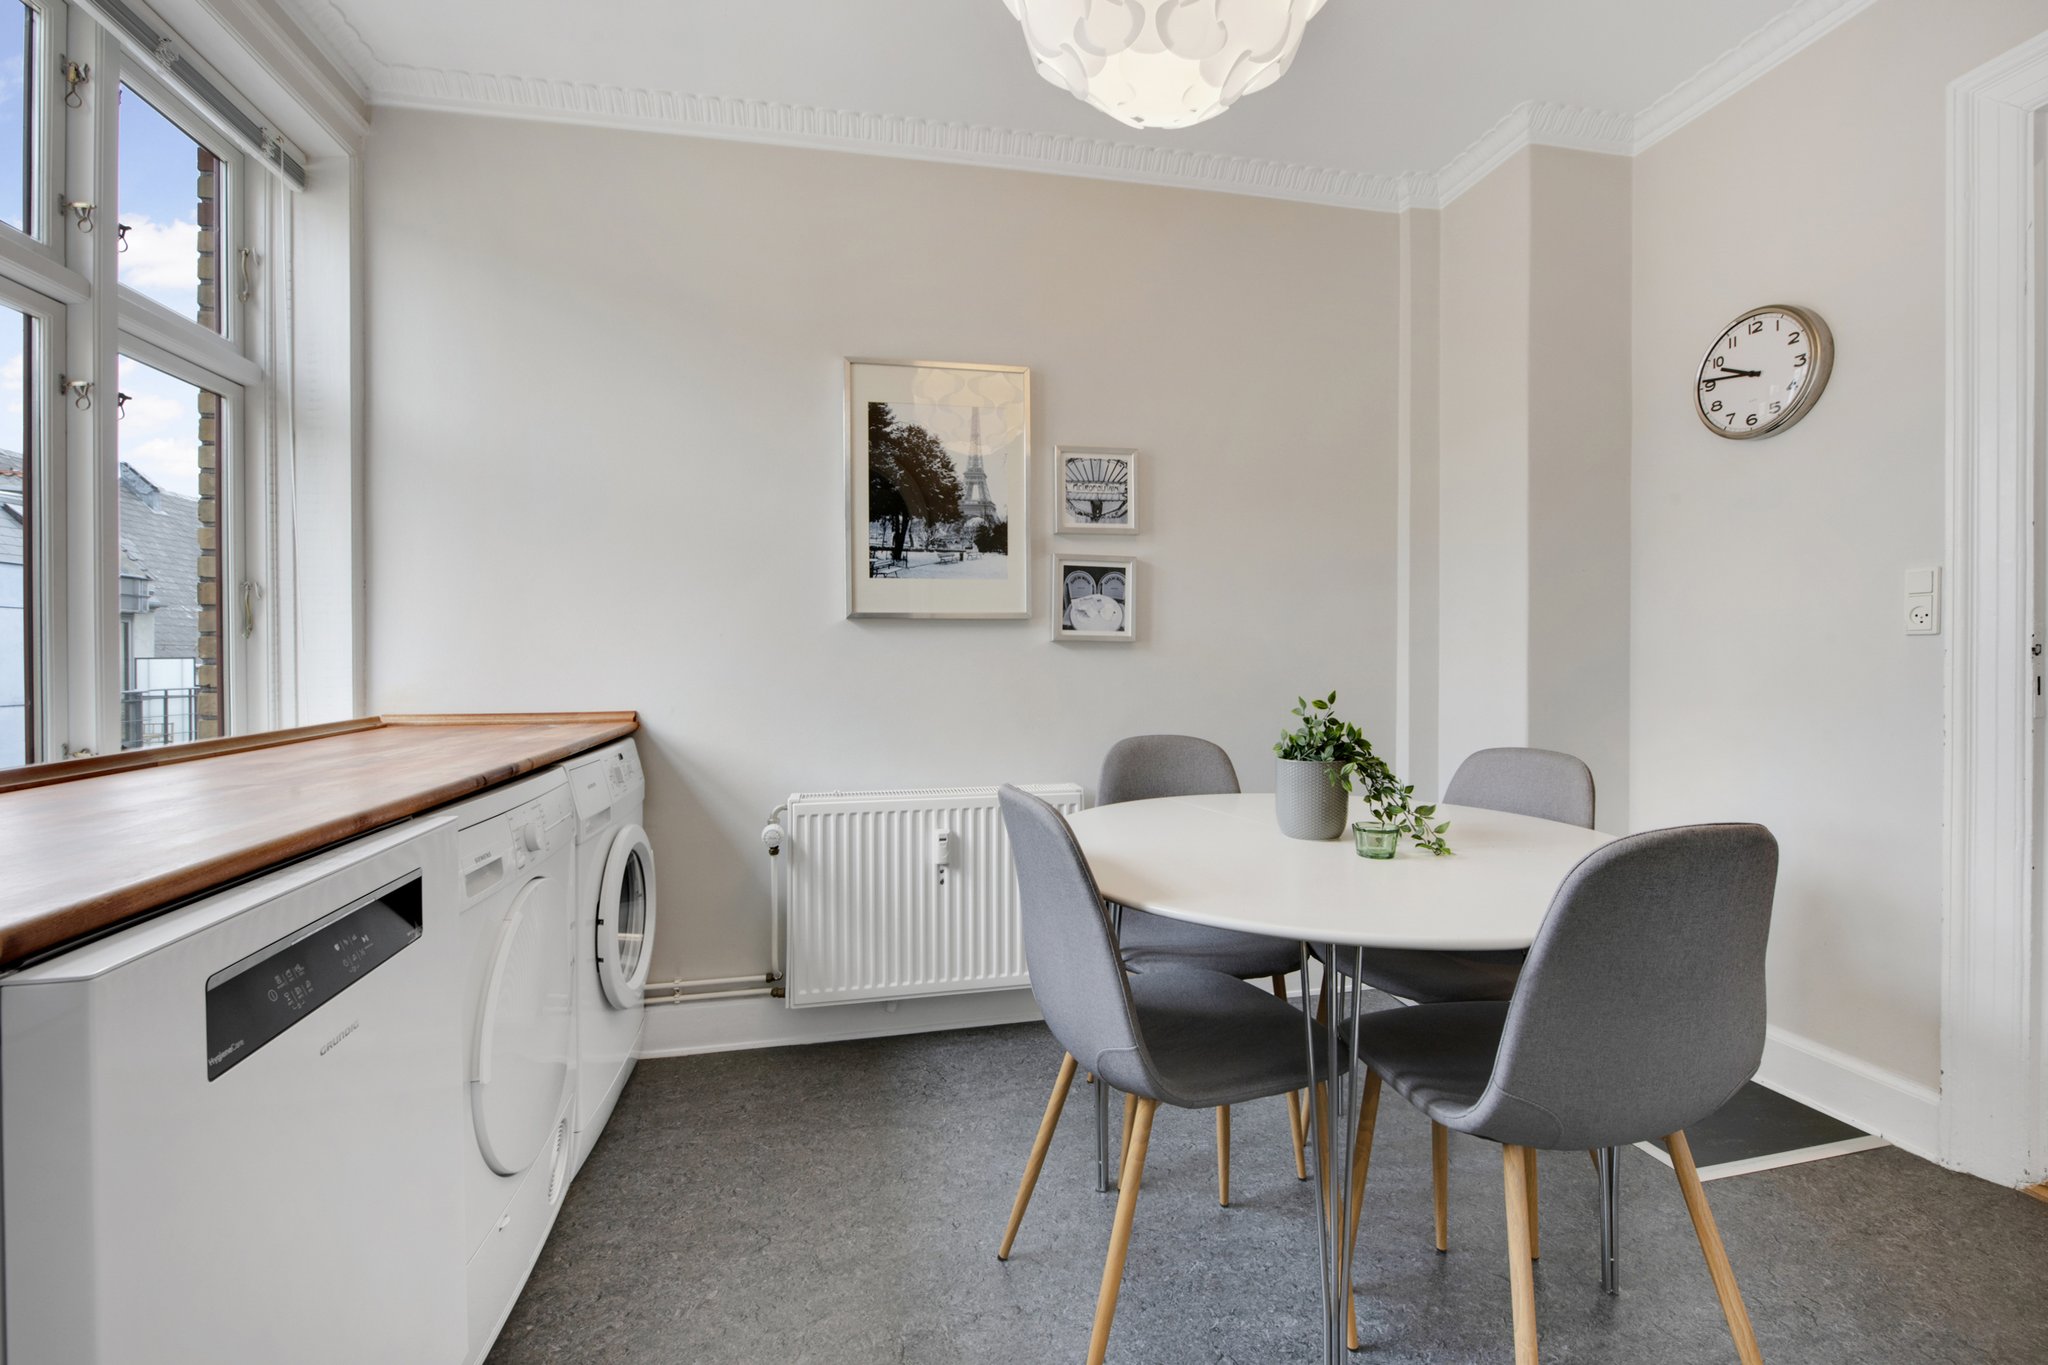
[1062,792,1613,1365]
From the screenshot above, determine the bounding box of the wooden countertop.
[0,712,638,968]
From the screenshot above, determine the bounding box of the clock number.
[1769,401,1783,414]
[1748,319,1764,334]
[1713,354,1726,368]
[1710,399,1724,413]
[1793,353,1809,367]
[1702,379,1717,392]
[1787,330,1802,345]
[1746,413,1759,427]
[1726,414,1737,427]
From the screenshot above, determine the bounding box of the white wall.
[362,109,1402,989]
[1631,0,2048,1102]
[1434,146,1632,829]
[1437,150,1532,776]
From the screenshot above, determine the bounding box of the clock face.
[1696,305,1833,439]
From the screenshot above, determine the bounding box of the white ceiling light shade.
[1001,0,1328,131]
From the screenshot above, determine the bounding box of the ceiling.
[281,0,1870,208]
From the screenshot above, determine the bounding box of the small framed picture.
[1055,555,1137,643]
[1056,446,1137,534]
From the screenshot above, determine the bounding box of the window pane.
[118,85,223,332]
[0,303,26,765]
[117,356,223,750]
[0,3,30,235]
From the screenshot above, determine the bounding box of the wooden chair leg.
[1120,1091,1137,1165]
[1217,1106,1231,1206]
[1431,1122,1450,1252]
[1503,1145,1540,1365]
[1666,1131,1765,1365]
[1087,1098,1158,1365]
[1343,1070,1384,1353]
[1525,1148,1540,1260]
[1272,975,1310,1181]
[998,1053,1077,1260]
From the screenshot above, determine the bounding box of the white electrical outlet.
[1905,567,1941,635]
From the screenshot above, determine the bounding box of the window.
[0,300,28,765]
[0,1,301,764]
[116,355,223,748]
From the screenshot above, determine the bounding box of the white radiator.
[781,784,1085,1007]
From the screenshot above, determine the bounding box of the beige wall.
[1395,208,1441,797]
[1631,0,2048,1091]
[1434,147,1632,829]
[362,109,1403,989]
[1437,149,1532,777]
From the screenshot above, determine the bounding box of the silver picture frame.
[845,358,1032,620]
[1054,554,1137,643]
[1055,445,1139,535]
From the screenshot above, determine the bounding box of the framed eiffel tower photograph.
[1055,446,1138,534]
[846,358,1032,620]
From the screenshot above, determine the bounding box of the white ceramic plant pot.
[1275,758,1348,840]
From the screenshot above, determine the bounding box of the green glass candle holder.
[1353,823,1398,860]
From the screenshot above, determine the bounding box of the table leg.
[1302,943,1368,1364]
[1097,903,1125,1194]
[1598,1145,1620,1295]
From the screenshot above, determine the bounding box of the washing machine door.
[596,824,656,1009]
[471,874,573,1176]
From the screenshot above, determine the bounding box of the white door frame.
[1942,31,2048,1188]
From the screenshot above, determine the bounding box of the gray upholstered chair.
[1338,823,1779,1363]
[1099,734,1308,1189]
[994,786,1334,1365]
[1324,745,1595,1258]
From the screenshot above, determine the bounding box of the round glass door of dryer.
[470,874,574,1176]
[596,824,656,1009]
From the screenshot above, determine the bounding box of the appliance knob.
[520,821,546,854]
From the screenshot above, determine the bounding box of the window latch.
[60,199,94,233]
[59,57,88,108]
[58,376,92,410]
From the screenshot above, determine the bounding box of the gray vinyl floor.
[488,1018,2048,1364]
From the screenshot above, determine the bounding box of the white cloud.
[119,214,205,315]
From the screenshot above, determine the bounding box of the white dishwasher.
[0,816,470,1365]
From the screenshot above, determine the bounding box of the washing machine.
[0,817,469,1365]
[448,767,579,1364]
[562,737,656,1176]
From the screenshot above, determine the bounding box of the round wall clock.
[1695,304,1833,439]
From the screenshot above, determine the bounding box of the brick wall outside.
[193,146,221,738]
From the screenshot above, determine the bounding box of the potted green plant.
[1271,692,1453,855]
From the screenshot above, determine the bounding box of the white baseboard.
[637,987,1044,1059]
[1754,1025,1941,1162]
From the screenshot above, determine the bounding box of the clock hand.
[1700,368,1763,382]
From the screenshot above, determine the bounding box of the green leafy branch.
[1273,691,1452,856]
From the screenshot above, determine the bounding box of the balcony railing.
[122,686,198,750]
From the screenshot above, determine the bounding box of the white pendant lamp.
[1001,0,1328,131]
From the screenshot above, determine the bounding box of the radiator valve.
[761,822,784,856]
[933,829,953,885]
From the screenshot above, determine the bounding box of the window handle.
[240,580,263,639]
[237,247,255,304]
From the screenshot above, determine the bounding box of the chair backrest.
[1444,747,1596,828]
[1474,824,1779,1150]
[998,785,1154,1094]
[1098,735,1240,806]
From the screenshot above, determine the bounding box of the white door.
[596,825,656,1009]
[470,875,573,1175]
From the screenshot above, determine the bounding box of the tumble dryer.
[562,737,656,1175]
[448,767,579,1363]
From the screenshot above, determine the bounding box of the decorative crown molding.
[282,0,1880,213]
[1631,0,1878,152]
[1427,101,1635,209]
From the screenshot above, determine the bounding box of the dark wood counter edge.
[0,713,640,967]
[0,711,639,795]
